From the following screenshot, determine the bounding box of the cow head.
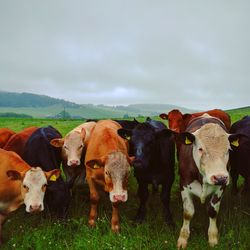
[160,109,184,132]
[118,123,174,171]
[94,152,132,203]
[50,128,86,167]
[178,123,243,186]
[7,167,60,213]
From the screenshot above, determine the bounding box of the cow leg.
[161,183,174,227]
[87,178,100,227]
[134,182,149,223]
[0,213,7,245]
[177,189,194,249]
[207,189,223,247]
[111,202,120,233]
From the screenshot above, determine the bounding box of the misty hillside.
[0,91,79,108]
[0,91,194,119]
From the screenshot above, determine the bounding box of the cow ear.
[50,138,64,148]
[178,132,195,145]
[156,129,175,138]
[159,113,168,120]
[86,157,106,169]
[45,169,61,181]
[117,129,132,141]
[127,156,135,165]
[80,128,86,141]
[7,170,24,180]
[228,134,245,148]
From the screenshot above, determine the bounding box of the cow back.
[0,128,16,148]
[85,120,128,167]
[3,127,38,158]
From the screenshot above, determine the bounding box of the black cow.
[23,126,71,218]
[118,119,175,226]
[230,116,250,194]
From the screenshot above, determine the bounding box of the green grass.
[0,110,250,250]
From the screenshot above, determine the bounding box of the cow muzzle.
[28,203,43,213]
[132,159,143,169]
[110,191,128,203]
[211,175,229,186]
[68,159,80,167]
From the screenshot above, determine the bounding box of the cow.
[0,128,15,148]
[0,148,60,245]
[160,109,231,133]
[86,118,140,130]
[85,120,133,232]
[50,121,96,186]
[114,118,140,130]
[3,126,38,158]
[118,118,175,226]
[176,114,242,249]
[23,126,71,218]
[229,115,250,194]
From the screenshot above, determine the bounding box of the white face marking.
[63,131,84,166]
[105,152,129,203]
[22,167,47,213]
[191,124,230,185]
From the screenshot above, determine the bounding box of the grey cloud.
[0,0,250,110]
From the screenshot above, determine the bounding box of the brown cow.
[160,109,231,133]
[0,149,60,244]
[85,120,133,232]
[176,114,242,249]
[0,128,15,148]
[50,121,96,186]
[3,127,38,158]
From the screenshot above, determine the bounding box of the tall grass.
[0,113,250,250]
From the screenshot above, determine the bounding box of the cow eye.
[64,145,68,150]
[198,148,203,152]
[23,184,29,191]
[105,171,110,176]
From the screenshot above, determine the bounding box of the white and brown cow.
[176,114,241,249]
[0,149,60,244]
[50,121,96,186]
[85,120,133,232]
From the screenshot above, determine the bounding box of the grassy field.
[0,111,250,250]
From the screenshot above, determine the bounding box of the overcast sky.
[0,1,249,110]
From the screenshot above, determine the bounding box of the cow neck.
[186,116,227,133]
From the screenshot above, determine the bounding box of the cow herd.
[0,109,250,249]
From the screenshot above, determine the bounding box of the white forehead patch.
[23,167,47,186]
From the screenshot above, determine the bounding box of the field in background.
[0,109,250,250]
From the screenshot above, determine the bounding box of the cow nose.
[211,175,228,185]
[113,194,126,202]
[132,160,143,169]
[69,160,80,167]
[29,204,42,213]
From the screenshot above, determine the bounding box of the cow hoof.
[208,238,218,247]
[111,225,120,233]
[88,219,96,227]
[177,237,188,249]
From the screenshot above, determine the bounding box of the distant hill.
[0,91,194,119]
[0,91,79,108]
